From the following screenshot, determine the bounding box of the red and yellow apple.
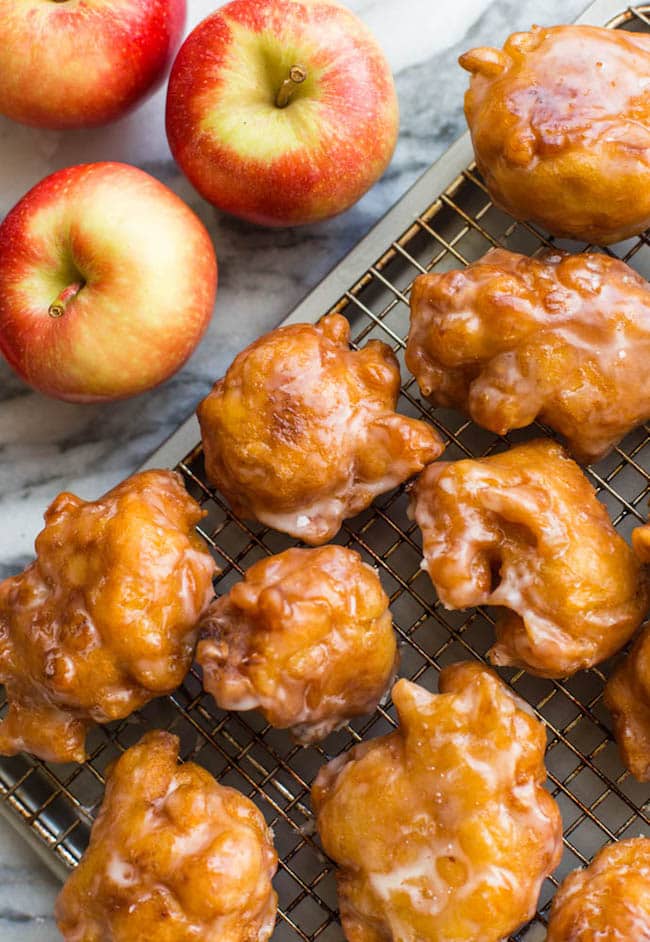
[165,0,399,227]
[0,0,186,129]
[0,162,218,402]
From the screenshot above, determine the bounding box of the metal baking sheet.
[1,3,649,940]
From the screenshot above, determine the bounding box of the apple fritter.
[409,440,648,678]
[406,248,650,464]
[312,662,563,942]
[546,838,650,942]
[634,518,650,566]
[460,25,650,244]
[605,621,650,782]
[0,471,216,764]
[197,313,443,545]
[197,546,397,743]
[55,731,278,942]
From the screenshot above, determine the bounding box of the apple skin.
[0,0,186,129]
[0,163,218,403]
[165,0,399,227]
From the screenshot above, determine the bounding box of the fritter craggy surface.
[409,440,648,678]
[198,546,398,743]
[197,313,443,545]
[546,838,650,942]
[312,662,563,942]
[55,731,278,942]
[460,25,650,244]
[407,249,650,464]
[0,470,216,763]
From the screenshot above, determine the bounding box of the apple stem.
[48,281,84,319]
[275,65,307,108]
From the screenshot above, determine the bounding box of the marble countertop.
[0,0,588,936]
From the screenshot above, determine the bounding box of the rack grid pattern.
[2,6,650,940]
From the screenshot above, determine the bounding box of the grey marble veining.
[0,0,588,936]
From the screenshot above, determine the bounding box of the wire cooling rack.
[2,2,650,940]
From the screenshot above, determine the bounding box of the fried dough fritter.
[55,731,278,942]
[605,620,650,782]
[197,546,398,743]
[0,471,216,763]
[197,313,443,545]
[546,838,650,942]
[406,248,650,464]
[460,25,650,245]
[409,440,648,678]
[600,508,650,780]
[312,662,563,942]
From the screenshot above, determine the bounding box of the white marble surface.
[0,0,588,936]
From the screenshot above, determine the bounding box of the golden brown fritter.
[55,731,278,942]
[605,622,650,782]
[197,313,443,545]
[312,662,562,942]
[407,248,650,464]
[409,440,648,678]
[634,520,650,565]
[546,838,650,941]
[0,471,216,764]
[460,25,650,245]
[197,546,398,743]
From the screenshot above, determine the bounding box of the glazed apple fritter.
[460,25,650,244]
[197,546,398,743]
[407,248,650,464]
[197,313,443,545]
[605,617,650,783]
[0,471,216,763]
[312,662,563,942]
[605,524,650,782]
[55,731,278,942]
[409,440,648,678]
[546,838,650,942]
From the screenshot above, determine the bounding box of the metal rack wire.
[1,3,650,940]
